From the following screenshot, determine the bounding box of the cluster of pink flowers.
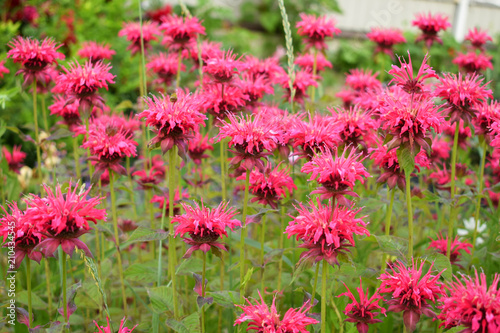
[412,12,450,48]
[454,27,493,74]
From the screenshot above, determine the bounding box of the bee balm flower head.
[296,13,341,50]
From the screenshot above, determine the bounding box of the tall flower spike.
[296,13,341,50]
[434,72,492,124]
[28,182,106,258]
[338,278,387,333]
[172,201,240,258]
[138,89,206,156]
[215,112,280,171]
[286,199,370,267]
[236,162,296,209]
[7,36,65,86]
[53,60,115,113]
[388,51,438,95]
[378,259,445,333]
[438,270,500,332]
[301,148,370,204]
[235,291,318,332]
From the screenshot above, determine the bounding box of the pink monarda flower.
[296,13,341,50]
[146,4,173,23]
[29,183,106,258]
[94,317,137,333]
[77,41,116,63]
[371,145,430,190]
[151,188,189,217]
[378,259,445,333]
[381,93,444,153]
[438,270,500,333]
[187,40,223,66]
[345,69,382,92]
[295,52,332,73]
[474,101,500,138]
[147,52,184,87]
[200,83,249,117]
[0,203,44,269]
[237,74,274,104]
[0,60,10,78]
[428,234,472,267]
[216,112,280,171]
[53,60,115,113]
[235,291,318,332]
[286,199,369,266]
[328,106,377,149]
[236,162,296,209]
[288,113,339,160]
[49,95,82,131]
[302,148,370,204]
[138,90,206,156]
[160,14,205,48]
[188,130,214,165]
[388,52,438,95]
[465,27,493,51]
[244,55,285,82]
[81,117,138,177]
[453,52,493,75]
[412,12,451,48]
[443,120,471,149]
[203,50,243,84]
[338,278,387,333]
[429,163,471,191]
[172,201,240,258]
[366,27,406,58]
[7,36,65,86]
[132,166,164,189]
[278,69,318,104]
[435,72,492,124]
[430,135,451,163]
[2,145,26,173]
[118,21,161,55]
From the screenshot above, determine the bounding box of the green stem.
[153,190,168,333]
[277,204,286,292]
[311,262,320,308]
[126,157,138,220]
[41,94,48,133]
[44,259,53,318]
[385,188,395,236]
[109,170,128,315]
[62,252,67,322]
[27,258,32,326]
[73,136,81,180]
[321,261,327,333]
[168,148,179,318]
[33,79,42,181]
[310,48,318,107]
[471,139,487,257]
[176,48,182,88]
[260,215,266,293]
[239,169,251,304]
[221,141,227,201]
[201,252,206,333]
[405,170,414,260]
[84,116,93,180]
[447,122,460,259]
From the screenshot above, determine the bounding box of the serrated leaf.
[182,312,201,333]
[374,235,408,258]
[165,319,188,333]
[17,290,47,309]
[397,145,415,175]
[207,291,239,308]
[124,263,157,282]
[176,257,203,275]
[124,227,168,245]
[147,286,173,313]
[425,253,452,281]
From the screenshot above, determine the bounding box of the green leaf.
[207,291,239,308]
[396,145,415,175]
[124,263,157,282]
[147,286,173,313]
[260,12,280,33]
[240,267,254,289]
[165,319,188,333]
[425,253,452,281]
[176,257,204,275]
[182,312,201,333]
[0,119,6,139]
[17,290,47,309]
[290,259,313,285]
[124,227,168,245]
[374,235,408,258]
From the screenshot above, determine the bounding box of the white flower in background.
[457,217,486,245]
